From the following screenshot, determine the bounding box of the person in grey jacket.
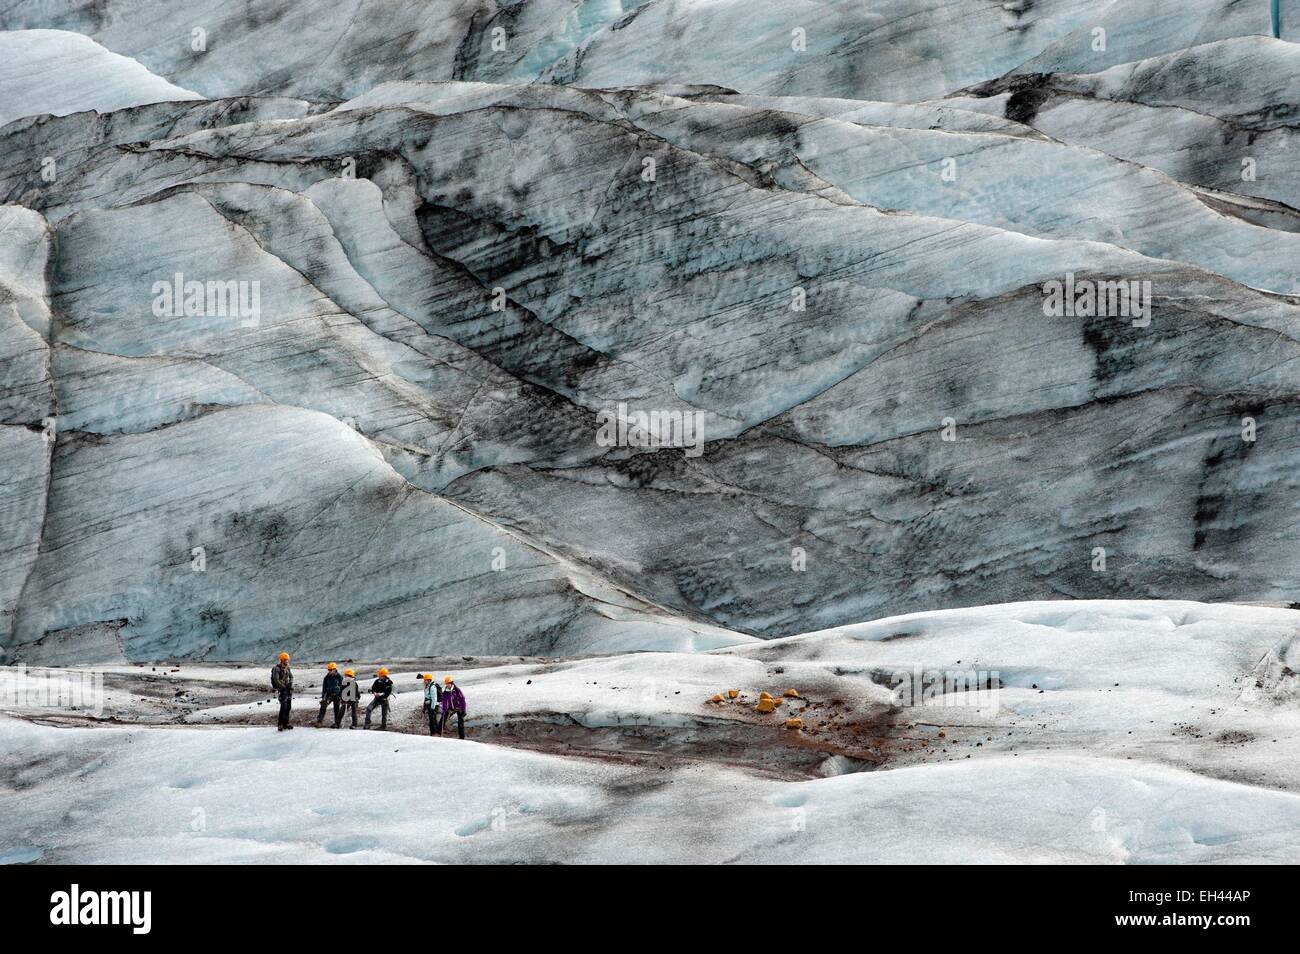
[270,652,293,730]
[338,668,361,728]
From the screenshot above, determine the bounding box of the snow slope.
[7,715,1300,864]
[0,30,202,124]
[3,600,1300,863]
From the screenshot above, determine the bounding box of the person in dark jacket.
[271,652,293,730]
[316,662,344,727]
[338,668,361,728]
[364,667,394,729]
[440,675,467,739]
[421,673,442,735]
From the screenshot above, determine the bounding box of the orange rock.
[728,689,740,699]
[755,698,777,713]
[783,688,800,698]
[710,694,723,703]
[784,718,803,729]
[938,730,947,738]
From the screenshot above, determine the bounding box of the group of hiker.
[269,653,468,738]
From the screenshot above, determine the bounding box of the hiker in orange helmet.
[421,673,442,735]
[338,668,360,728]
[270,652,293,731]
[440,675,468,740]
[364,667,394,730]
[316,662,344,728]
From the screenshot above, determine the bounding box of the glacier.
[1,0,1299,866]
[1,4,1298,660]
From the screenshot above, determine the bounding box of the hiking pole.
[1273,0,1282,38]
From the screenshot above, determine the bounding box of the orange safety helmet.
[444,675,454,685]
[344,669,355,678]
[327,662,338,671]
[378,667,389,677]
[278,652,290,663]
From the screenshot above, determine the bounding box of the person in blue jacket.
[315,662,344,727]
[364,667,394,729]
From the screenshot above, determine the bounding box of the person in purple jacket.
[440,675,467,739]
